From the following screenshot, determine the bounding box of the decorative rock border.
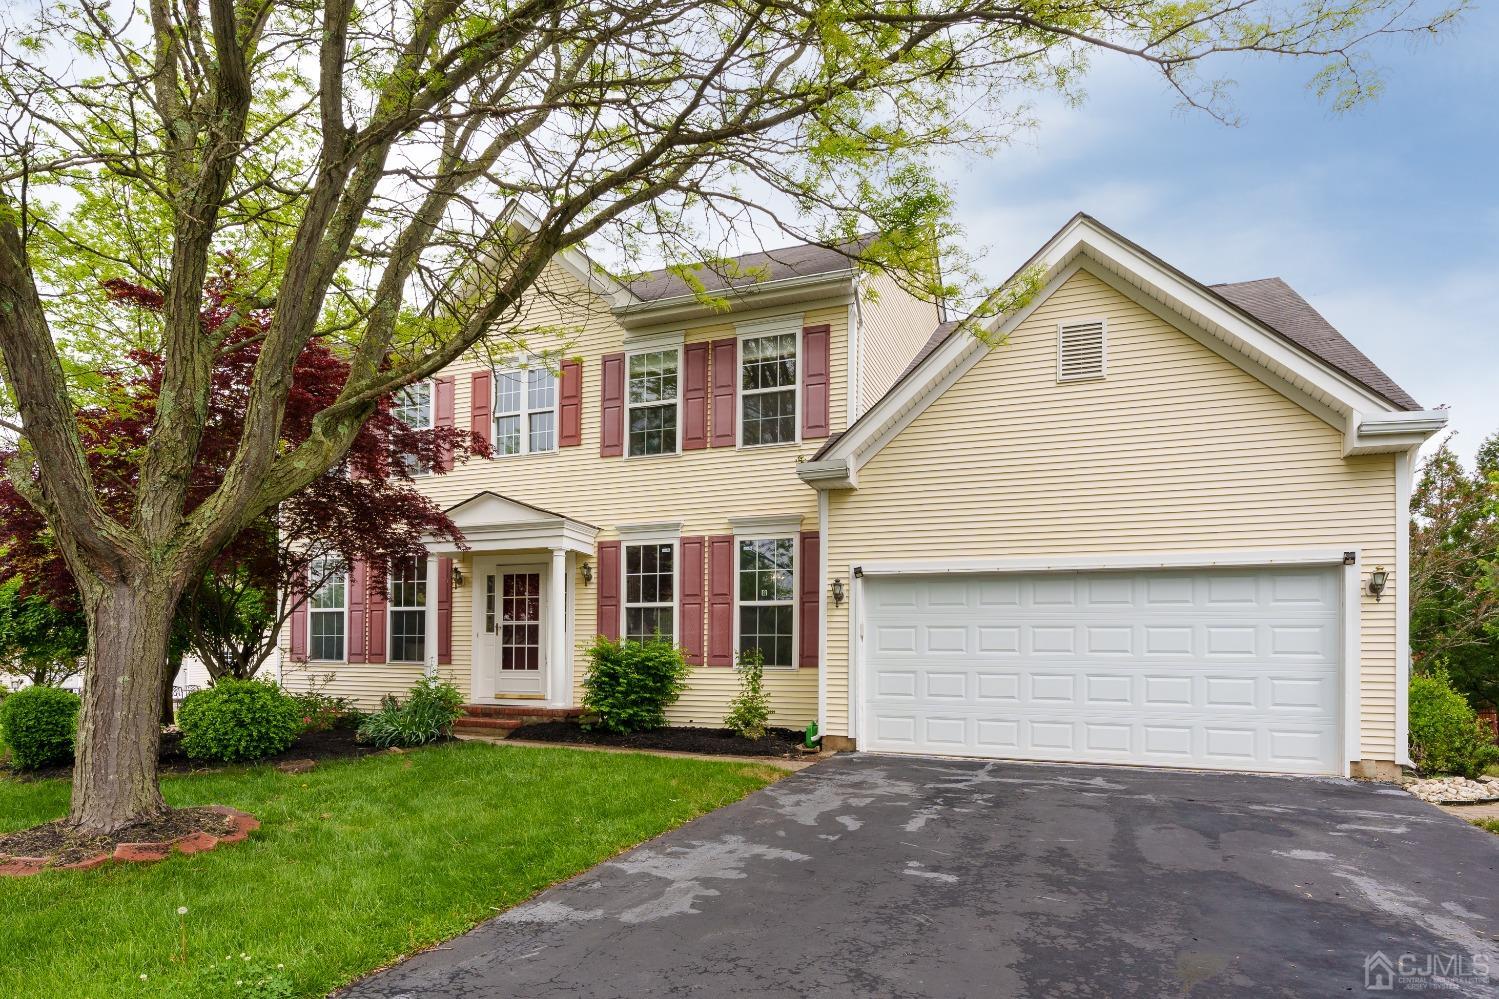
[0,806,259,877]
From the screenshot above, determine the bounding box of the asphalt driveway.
[343,754,1499,998]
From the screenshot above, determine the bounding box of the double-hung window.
[308,555,347,662]
[624,542,675,643]
[626,349,679,456]
[740,330,798,446]
[392,381,433,475]
[495,367,558,456]
[388,556,427,663]
[736,537,795,667]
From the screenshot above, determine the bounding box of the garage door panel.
[862,566,1342,775]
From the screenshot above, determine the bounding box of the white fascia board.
[505,202,637,307]
[1346,410,1449,456]
[613,272,854,331]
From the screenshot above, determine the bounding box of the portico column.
[424,554,440,678]
[549,547,569,707]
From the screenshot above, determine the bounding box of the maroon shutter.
[682,343,710,450]
[289,572,308,660]
[679,536,706,666]
[802,324,831,439]
[600,353,625,457]
[798,532,820,667]
[559,359,583,447]
[470,370,493,449]
[710,338,737,447]
[707,535,734,665]
[596,541,621,639]
[437,556,453,665]
[348,559,367,663]
[366,569,387,664]
[434,376,456,470]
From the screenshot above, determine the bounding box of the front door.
[480,565,547,697]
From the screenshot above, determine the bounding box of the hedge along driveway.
[0,740,782,998]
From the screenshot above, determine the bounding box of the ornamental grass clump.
[356,676,464,748]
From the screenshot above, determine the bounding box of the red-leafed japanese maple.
[0,273,485,701]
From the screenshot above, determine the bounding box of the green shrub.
[291,690,364,733]
[0,685,80,769]
[582,636,690,734]
[724,646,773,740]
[178,679,301,762]
[1410,668,1499,778]
[356,676,463,747]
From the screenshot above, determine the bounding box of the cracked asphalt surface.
[340,754,1499,998]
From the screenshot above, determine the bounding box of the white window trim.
[621,538,679,645]
[731,529,799,672]
[624,344,684,458]
[1056,317,1108,383]
[387,557,429,664]
[736,315,802,450]
[393,379,436,476]
[307,556,348,664]
[492,364,559,458]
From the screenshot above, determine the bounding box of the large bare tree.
[0,0,1463,833]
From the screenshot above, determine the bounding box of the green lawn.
[0,741,781,998]
[1475,818,1499,835]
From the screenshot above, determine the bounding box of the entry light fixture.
[580,561,594,585]
[830,578,845,607]
[1368,566,1389,602]
[451,564,464,588]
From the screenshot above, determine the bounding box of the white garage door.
[861,566,1343,774]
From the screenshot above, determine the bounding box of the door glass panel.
[498,572,542,672]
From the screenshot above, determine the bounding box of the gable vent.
[1057,319,1106,382]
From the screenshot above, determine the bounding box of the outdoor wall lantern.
[580,561,594,585]
[451,564,464,588]
[830,578,846,607]
[1368,566,1389,602]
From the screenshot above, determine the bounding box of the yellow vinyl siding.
[282,262,846,724]
[824,268,1400,761]
[856,270,941,415]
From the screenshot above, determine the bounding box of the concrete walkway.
[342,754,1499,998]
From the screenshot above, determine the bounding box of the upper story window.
[495,367,558,456]
[388,556,427,663]
[627,348,679,456]
[737,536,795,668]
[624,541,676,643]
[740,332,798,446]
[392,381,433,475]
[308,555,347,662]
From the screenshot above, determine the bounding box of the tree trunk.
[161,651,180,725]
[69,578,179,834]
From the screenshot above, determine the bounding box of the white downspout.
[817,488,829,742]
[1395,446,1417,767]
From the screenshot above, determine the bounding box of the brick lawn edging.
[0,805,259,877]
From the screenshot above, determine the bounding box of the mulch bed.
[6,725,384,782]
[509,721,813,758]
[0,804,259,875]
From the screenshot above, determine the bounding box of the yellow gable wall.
[824,267,1400,761]
[282,263,850,727]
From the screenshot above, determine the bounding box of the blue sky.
[939,5,1498,462]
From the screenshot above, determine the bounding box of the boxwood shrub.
[0,685,80,770]
[178,678,301,762]
[582,636,690,734]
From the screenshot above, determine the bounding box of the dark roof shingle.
[1209,277,1420,411]
[623,238,866,303]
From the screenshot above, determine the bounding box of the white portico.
[425,491,597,707]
